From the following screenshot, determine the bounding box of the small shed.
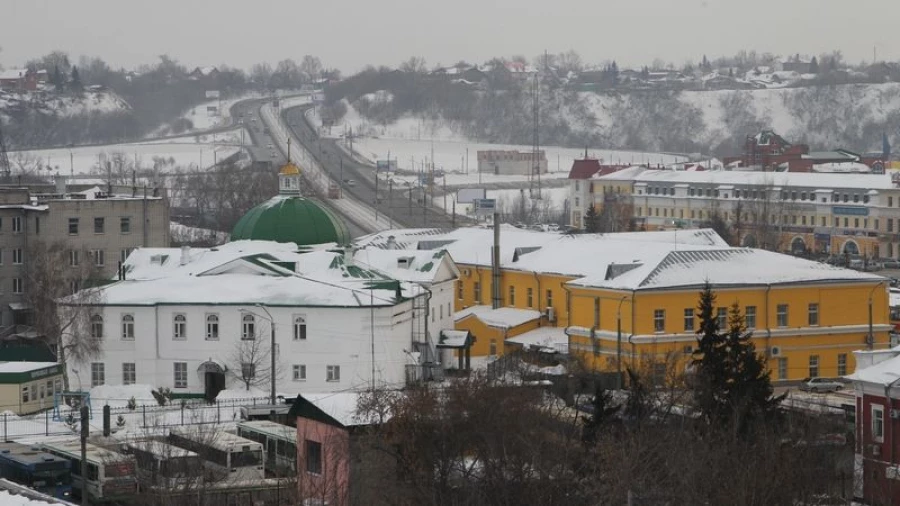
[0,362,63,414]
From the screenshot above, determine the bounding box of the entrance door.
[204,372,225,401]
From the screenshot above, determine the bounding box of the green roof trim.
[0,364,62,384]
[231,196,352,247]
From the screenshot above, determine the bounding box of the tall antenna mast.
[0,121,11,184]
[529,60,542,200]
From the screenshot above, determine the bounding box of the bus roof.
[0,442,69,468]
[126,441,198,459]
[169,429,263,453]
[237,421,297,442]
[41,440,129,463]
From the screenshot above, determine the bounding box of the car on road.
[343,179,356,187]
[267,143,274,149]
[798,377,844,393]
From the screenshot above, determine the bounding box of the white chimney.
[55,174,66,195]
[180,246,191,266]
[343,246,355,266]
[386,235,397,250]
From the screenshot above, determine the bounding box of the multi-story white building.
[571,166,900,258]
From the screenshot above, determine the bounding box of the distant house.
[189,66,220,80]
[0,69,37,92]
[477,150,547,175]
[779,60,812,73]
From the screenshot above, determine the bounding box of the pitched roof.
[568,159,603,179]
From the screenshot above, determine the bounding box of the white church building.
[64,160,459,398]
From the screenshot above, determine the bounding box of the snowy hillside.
[0,89,130,120]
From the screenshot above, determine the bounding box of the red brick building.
[724,130,885,173]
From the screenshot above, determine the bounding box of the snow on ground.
[308,97,467,142]
[0,89,130,121]
[151,92,267,136]
[215,387,268,400]
[9,135,243,174]
[89,384,156,408]
[0,489,69,506]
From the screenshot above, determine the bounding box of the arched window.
[206,314,219,340]
[121,314,134,339]
[242,314,256,340]
[173,314,187,339]
[90,314,104,339]
[293,315,307,341]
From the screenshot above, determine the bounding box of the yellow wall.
[455,314,541,358]
[0,374,63,415]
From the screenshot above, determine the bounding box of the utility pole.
[80,404,89,506]
[491,209,501,309]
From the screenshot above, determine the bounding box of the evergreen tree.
[51,64,64,90]
[809,56,819,74]
[69,66,83,92]
[584,204,600,233]
[691,285,783,437]
[701,55,711,72]
[581,385,620,445]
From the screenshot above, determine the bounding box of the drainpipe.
[561,284,573,328]
[628,289,637,369]
[154,305,160,360]
[764,284,772,360]
[616,296,627,389]
[871,281,886,350]
[532,271,542,326]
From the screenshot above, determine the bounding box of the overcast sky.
[4,0,898,73]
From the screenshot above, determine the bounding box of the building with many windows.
[572,166,900,258]
[361,226,891,380]
[0,181,169,328]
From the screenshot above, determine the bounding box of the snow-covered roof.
[569,247,884,292]
[87,240,420,308]
[846,353,900,386]
[0,362,58,373]
[0,69,27,80]
[439,330,472,347]
[352,248,457,284]
[812,162,872,173]
[607,167,896,190]
[506,326,568,353]
[301,392,383,426]
[455,305,541,329]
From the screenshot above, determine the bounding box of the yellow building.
[0,362,64,415]
[359,226,891,380]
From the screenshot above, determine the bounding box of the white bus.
[236,420,298,476]
[41,439,137,502]
[123,440,204,489]
[168,428,265,482]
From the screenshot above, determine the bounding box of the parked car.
[798,377,844,393]
[883,260,900,270]
[343,179,356,187]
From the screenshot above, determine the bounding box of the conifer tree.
[691,284,783,436]
[70,65,83,92]
[809,56,819,74]
[584,204,600,233]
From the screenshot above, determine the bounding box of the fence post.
[181,403,184,426]
[217,401,221,423]
[142,405,147,427]
[3,413,6,441]
[45,409,49,436]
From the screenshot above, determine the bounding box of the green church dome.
[230,196,351,246]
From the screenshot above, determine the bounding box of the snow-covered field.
[8,134,244,175]
[151,92,268,136]
[309,97,467,142]
[0,89,130,121]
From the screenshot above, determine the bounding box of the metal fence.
[2,396,272,439]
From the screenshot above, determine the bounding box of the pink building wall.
[296,417,351,506]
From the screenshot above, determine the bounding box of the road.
[281,104,467,230]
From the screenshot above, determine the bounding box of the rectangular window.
[122,363,136,385]
[326,365,340,382]
[808,303,819,326]
[69,250,79,267]
[508,286,515,306]
[457,281,463,300]
[306,440,322,474]
[121,314,134,339]
[94,217,105,234]
[526,288,533,308]
[174,362,188,388]
[91,363,105,387]
[474,282,481,303]
[293,365,306,381]
[294,315,307,340]
[873,405,885,442]
[68,218,79,235]
[22,386,29,403]
[173,314,186,339]
[716,307,727,329]
[12,216,22,233]
[777,304,788,327]
[120,217,131,234]
[653,309,665,333]
[489,339,497,356]
[91,249,105,266]
[683,308,694,332]
[837,353,847,376]
[745,306,757,329]
[546,289,553,309]
[12,278,22,294]
[12,248,22,265]
[777,357,788,380]
[890,219,895,233]
[809,355,819,378]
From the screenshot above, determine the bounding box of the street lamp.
[242,304,277,405]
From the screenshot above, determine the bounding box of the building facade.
[575,166,900,258]
[0,183,169,328]
[0,362,63,415]
[477,150,548,176]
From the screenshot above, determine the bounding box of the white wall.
[72,300,417,395]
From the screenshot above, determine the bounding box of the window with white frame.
[837,354,847,376]
[90,314,104,339]
[12,248,22,264]
[206,314,219,340]
[91,249,105,267]
[69,250,79,267]
[508,286,515,306]
[653,309,665,332]
[457,281,463,300]
[808,303,819,326]
[293,315,307,340]
[326,365,340,382]
[808,355,819,378]
[683,308,694,332]
[173,314,186,339]
[745,306,757,329]
[174,362,188,388]
[122,363,136,385]
[121,314,134,339]
[242,314,256,340]
[716,307,727,329]
[12,278,22,294]
[873,405,885,442]
[91,363,105,387]
[293,365,306,381]
[474,282,481,302]
[777,304,789,327]
[12,216,22,233]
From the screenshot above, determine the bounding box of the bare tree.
[229,328,282,392]
[25,240,104,390]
